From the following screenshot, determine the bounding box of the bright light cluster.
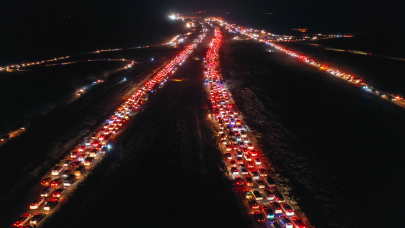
[203,26,307,227]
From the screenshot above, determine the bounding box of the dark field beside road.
[0,46,180,227]
[220,31,405,228]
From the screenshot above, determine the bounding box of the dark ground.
[0,46,178,135]
[40,28,251,228]
[220,30,405,228]
[0,45,182,226]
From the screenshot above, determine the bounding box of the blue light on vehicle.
[151,58,154,61]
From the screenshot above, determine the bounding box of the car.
[44,198,59,210]
[236,157,244,164]
[51,166,64,175]
[13,214,32,227]
[265,176,276,188]
[50,178,63,187]
[41,177,54,186]
[89,150,99,157]
[245,177,254,186]
[63,175,76,186]
[291,217,306,228]
[254,158,261,165]
[63,159,73,167]
[258,168,268,177]
[263,189,275,200]
[219,133,226,140]
[226,145,232,151]
[244,154,252,161]
[256,180,266,188]
[249,170,259,179]
[253,211,265,223]
[280,203,294,216]
[236,150,243,157]
[240,130,247,138]
[278,216,293,228]
[250,150,258,157]
[29,198,45,209]
[242,148,249,155]
[247,161,254,169]
[269,219,282,228]
[252,189,263,200]
[270,202,283,215]
[52,188,66,198]
[71,161,81,169]
[245,190,253,199]
[70,151,78,158]
[30,213,46,225]
[247,143,254,150]
[235,177,244,185]
[262,206,275,219]
[225,153,232,160]
[239,167,249,175]
[40,187,55,197]
[84,157,95,166]
[62,169,73,178]
[77,154,88,163]
[221,140,227,145]
[230,160,237,167]
[74,165,86,177]
[248,199,260,209]
[274,193,285,203]
[231,167,239,174]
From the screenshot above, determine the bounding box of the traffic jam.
[203,26,308,228]
[213,18,405,107]
[11,31,206,227]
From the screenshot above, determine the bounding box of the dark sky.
[1,0,404,64]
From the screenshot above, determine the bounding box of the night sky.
[1,0,404,64]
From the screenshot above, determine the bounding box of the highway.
[203,26,308,228]
[2,29,205,227]
[5,15,405,228]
